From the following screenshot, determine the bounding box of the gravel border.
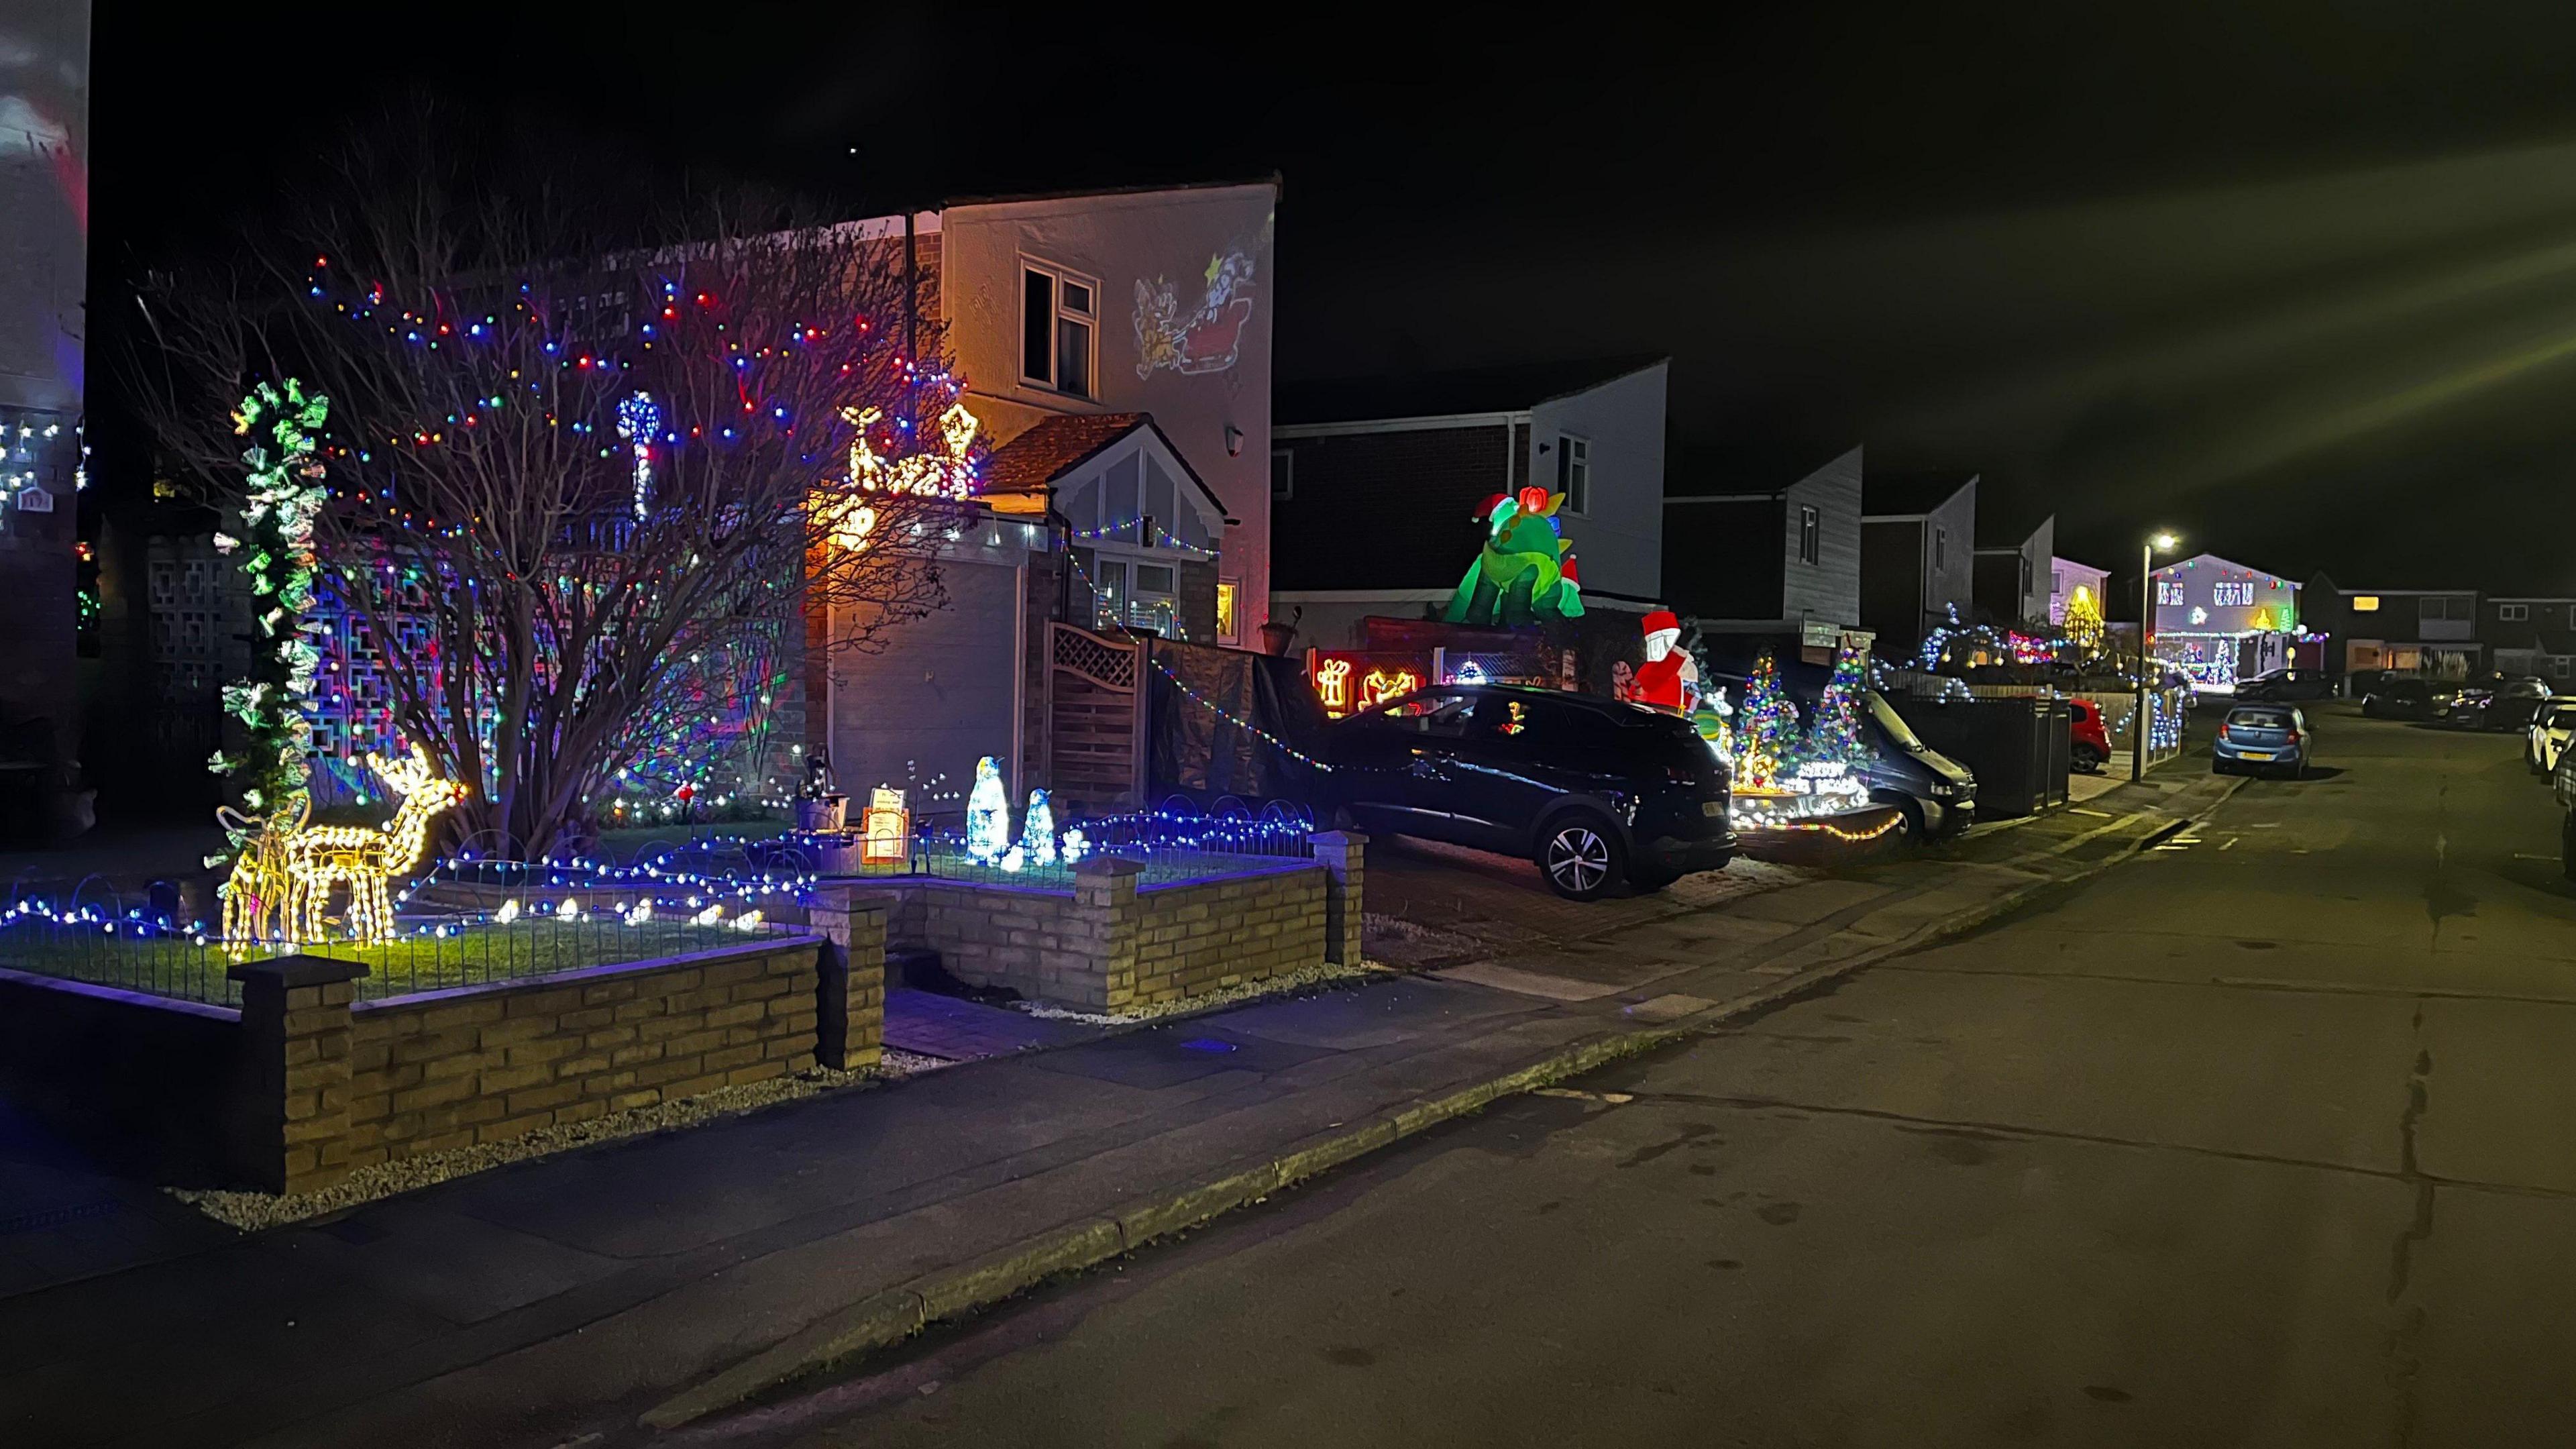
[168,1064,881,1233]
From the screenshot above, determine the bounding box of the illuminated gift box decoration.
[861,786,910,865]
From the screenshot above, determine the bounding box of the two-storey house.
[1662,444,1866,664]
[1972,511,2054,629]
[1267,358,1670,649]
[1860,473,1978,651]
[2337,588,2482,680]
[2151,553,2304,686]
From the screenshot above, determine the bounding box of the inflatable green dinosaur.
[1443,486,1585,625]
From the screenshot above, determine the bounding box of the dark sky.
[95,2,2576,593]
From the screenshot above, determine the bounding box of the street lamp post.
[2135,532,2178,783]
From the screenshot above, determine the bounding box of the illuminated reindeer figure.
[279,747,468,944]
[219,797,308,946]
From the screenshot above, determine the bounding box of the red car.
[2070,699,2112,773]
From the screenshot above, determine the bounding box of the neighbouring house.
[1972,511,2053,629]
[2047,555,2110,627]
[1267,357,1670,650]
[2152,553,2307,686]
[1860,472,1978,653]
[0,3,87,816]
[2335,587,2483,680]
[821,180,1280,806]
[2482,596,2576,684]
[1662,444,1867,664]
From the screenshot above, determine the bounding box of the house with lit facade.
[2149,553,2308,687]
[816,180,1280,805]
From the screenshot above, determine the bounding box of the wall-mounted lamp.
[1225,424,1244,457]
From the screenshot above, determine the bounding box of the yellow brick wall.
[339,938,823,1169]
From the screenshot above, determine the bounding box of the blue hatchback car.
[2214,703,2312,778]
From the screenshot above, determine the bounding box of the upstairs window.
[1021,262,1097,398]
[1557,435,1589,515]
[2019,554,2034,597]
[1798,504,1821,566]
[1934,527,1947,571]
[2500,602,2530,622]
[1271,448,1294,500]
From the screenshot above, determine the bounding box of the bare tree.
[131,144,971,858]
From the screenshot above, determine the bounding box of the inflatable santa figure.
[1632,610,1700,714]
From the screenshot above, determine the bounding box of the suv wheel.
[1536,815,1625,901]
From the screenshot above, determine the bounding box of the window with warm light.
[1216,580,1239,644]
[2352,595,2380,612]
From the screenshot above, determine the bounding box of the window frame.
[1019,258,1100,399]
[1271,447,1293,501]
[1797,504,1821,566]
[1933,527,1947,572]
[1556,435,1590,516]
[2500,602,2530,622]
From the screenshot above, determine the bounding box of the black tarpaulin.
[1148,640,1333,806]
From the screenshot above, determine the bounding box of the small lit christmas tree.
[1801,639,1874,772]
[1737,649,1801,790]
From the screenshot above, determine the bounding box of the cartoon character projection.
[1135,215,1272,378]
[1443,486,1584,626]
[1631,610,1700,713]
[965,756,1011,863]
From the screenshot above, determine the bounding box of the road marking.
[2515,853,2555,861]
[2219,837,2239,850]
[2070,808,2113,818]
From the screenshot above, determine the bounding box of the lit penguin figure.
[964,755,1011,863]
[1020,789,1058,867]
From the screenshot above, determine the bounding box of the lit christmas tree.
[1801,639,1874,771]
[1737,649,1802,790]
[2063,584,2105,656]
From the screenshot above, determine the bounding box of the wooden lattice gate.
[1046,623,1146,812]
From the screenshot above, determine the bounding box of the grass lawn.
[0,917,791,1006]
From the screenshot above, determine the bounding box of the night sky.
[94,3,2576,596]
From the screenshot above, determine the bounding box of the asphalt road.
[732,706,2576,1448]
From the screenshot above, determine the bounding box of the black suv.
[1323,685,1735,900]
[2362,677,2440,720]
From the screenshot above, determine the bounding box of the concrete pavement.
[726,706,2576,1448]
[0,752,2233,1448]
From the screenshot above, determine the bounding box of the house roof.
[1277,356,1667,427]
[981,413,1232,520]
[1862,472,1977,519]
[2155,551,2297,585]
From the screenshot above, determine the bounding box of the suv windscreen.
[1867,692,1926,753]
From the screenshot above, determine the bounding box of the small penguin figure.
[1020,789,1058,867]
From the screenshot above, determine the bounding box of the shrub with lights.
[136,176,977,861]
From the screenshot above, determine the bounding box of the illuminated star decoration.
[616,390,663,520]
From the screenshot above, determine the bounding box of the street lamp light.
[2137,531,2180,782]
